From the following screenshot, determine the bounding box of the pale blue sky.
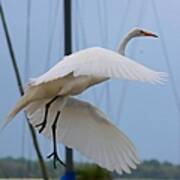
[0,0,180,164]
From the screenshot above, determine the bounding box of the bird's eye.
[140,30,144,34]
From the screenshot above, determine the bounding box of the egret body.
[3,28,167,174]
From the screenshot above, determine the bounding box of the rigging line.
[97,0,108,46]
[105,0,131,124]
[44,0,53,70]
[151,0,180,103]
[71,0,82,163]
[38,0,54,159]
[44,0,60,71]
[76,0,88,102]
[42,0,53,157]
[97,0,132,109]
[115,0,147,125]
[57,0,65,162]
[58,0,64,58]
[94,0,111,108]
[21,0,32,165]
[77,0,87,48]
[116,0,131,42]
[24,0,31,82]
[151,0,180,162]
[91,0,105,105]
[102,0,109,47]
[103,0,125,116]
[74,0,80,51]
[116,0,147,124]
[74,0,84,102]
[0,2,49,179]
[97,0,105,46]
[102,0,113,117]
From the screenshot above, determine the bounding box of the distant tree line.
[120,159,180,179]
[0,157,179,179]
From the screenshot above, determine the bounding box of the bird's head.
[130,27,158,38]
[117,27,158,55]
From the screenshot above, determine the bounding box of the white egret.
[3,28,167,173]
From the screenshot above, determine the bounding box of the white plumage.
[31,47,166,86]
[26,97,140,174]
[3,28,168,174]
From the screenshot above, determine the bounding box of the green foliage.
[119,159,180,179]
[75,163,112,180]
[0,157,180,179]
[0,157,63,178]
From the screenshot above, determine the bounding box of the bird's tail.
[1,95,30,130]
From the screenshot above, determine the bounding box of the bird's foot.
[47,151,66,168]
[35,122,46,133]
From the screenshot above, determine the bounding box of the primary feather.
[3,47,167,130]
[30,47,167,86]
[3,29,167,174]
[26,97,140,174]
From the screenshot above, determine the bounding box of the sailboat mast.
[63,0,74,175]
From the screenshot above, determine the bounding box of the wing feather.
[30,47,167,86]
[26,96,140,174]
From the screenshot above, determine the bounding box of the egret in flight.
[3,28,167,174]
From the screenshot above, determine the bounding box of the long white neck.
[117,31,136,56]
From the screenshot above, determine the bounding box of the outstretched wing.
[30,47,167,86]
[26,97,140,174]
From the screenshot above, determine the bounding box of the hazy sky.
[0,0,180,164]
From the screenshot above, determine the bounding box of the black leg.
[35,96,59,133]
[47,111,66,168]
